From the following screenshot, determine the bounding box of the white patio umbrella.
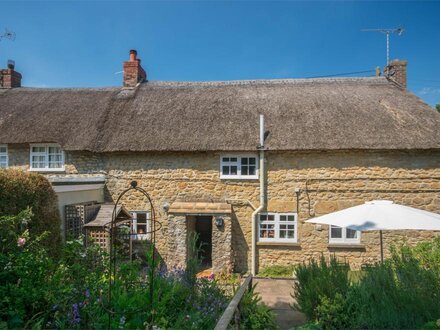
[306,200,440,262]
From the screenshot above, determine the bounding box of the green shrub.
[294,241,440,330]
[258,264,295,278]
[315,293,350,330]
[238,284,278,330]
[0,169,61,255]
[347,249,440,329]
[292,255,350,320]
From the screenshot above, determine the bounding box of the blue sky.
[0,1,439,106]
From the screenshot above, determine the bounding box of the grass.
[258,264,296,278]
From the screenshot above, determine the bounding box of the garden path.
[254,278,306,330]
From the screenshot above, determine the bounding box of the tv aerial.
[0,28,16,42]
[361,26,404,66]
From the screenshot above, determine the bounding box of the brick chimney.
[0,60,22,88]
[384,59,407,88]
[123,50,146,87]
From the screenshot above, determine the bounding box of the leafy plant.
[292,255,350,320]
[0,169,61,256]
[237,284,278,330]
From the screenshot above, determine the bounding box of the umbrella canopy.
[306,200,440,231]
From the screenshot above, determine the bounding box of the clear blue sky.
[1,1,439,106]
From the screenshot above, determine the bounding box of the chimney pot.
[7,60,15,70]
[129,49,137,62]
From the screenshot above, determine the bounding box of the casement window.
[329,225,361,244]
[0,145,8,168]
[220,155,258,179]
[130,211,151,241]
[259,213,298,243]
[30,144,65,171]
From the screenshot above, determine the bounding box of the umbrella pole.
[380,230,384,263]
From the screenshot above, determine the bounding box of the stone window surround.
[258,212,298,243]
[0,144,8,168]
[329,225,361,244]
[29,143,65,172]
[219,154,258,179]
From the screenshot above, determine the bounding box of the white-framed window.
[259,213,298,243]
[329,225,361,244]
[0,145,8,168]
[30,144,65,171]
[220,155,258,179]
[130,211,151,241]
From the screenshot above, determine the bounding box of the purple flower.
[84,289,90,298]
[71,303,81,324]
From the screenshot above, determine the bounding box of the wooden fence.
[214,275,253,330]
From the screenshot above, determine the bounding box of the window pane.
[259,214,267,221]
[32,146,45,153]
[0,147,6,153]
[267,215,275,221]
[248,166,256,175]
[222,157,230,162]
[260,224,275,238]
[287,215,295,221]
[230,157,237,162]
[249,158,256,165]
[48,146,61,154]
[230,166,237,175]
[242,166,248,175]
[287,229,295,239]
[346,228,358,239]
[222,166,229,175]
[331,226,342,238]
[280,215,287,221]
[241,158,248,165]
[280,230,287,238]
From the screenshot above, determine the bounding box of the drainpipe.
[251,114,266,276]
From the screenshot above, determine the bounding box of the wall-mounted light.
[215,216,224,227]
[162,202,170,213]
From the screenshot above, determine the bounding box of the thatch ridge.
[0,77,439,152]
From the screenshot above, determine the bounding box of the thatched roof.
[0,77,439,151]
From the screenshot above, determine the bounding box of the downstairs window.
[259,213,298,243]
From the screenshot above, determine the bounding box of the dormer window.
[220,155,258,179]
[30,144,65,171]
[0,145,8,168]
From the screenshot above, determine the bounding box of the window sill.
[29,168,66,173]
[257,241,300,247]
[220,176,259,180]
[328,243,365,249]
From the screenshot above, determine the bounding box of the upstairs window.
[130,211,151,241]
[220,155,258,179]
[0,145,8,168]
[30,144,64,171]
[329,225,361,244]
[259,213,298,243]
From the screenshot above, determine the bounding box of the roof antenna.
[0,28,16,42]
[361,26,404,66]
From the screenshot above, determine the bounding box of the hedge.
[0,169,61,255]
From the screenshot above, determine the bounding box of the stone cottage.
[1,50,439,274]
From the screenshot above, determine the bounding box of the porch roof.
[168,202,232,215]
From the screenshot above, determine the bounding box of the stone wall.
[6,145,440,273]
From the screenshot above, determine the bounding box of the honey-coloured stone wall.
[6,145,440,273]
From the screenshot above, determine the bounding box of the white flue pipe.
[251,114,266,275]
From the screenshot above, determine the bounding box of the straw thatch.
[0,77,439,151]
